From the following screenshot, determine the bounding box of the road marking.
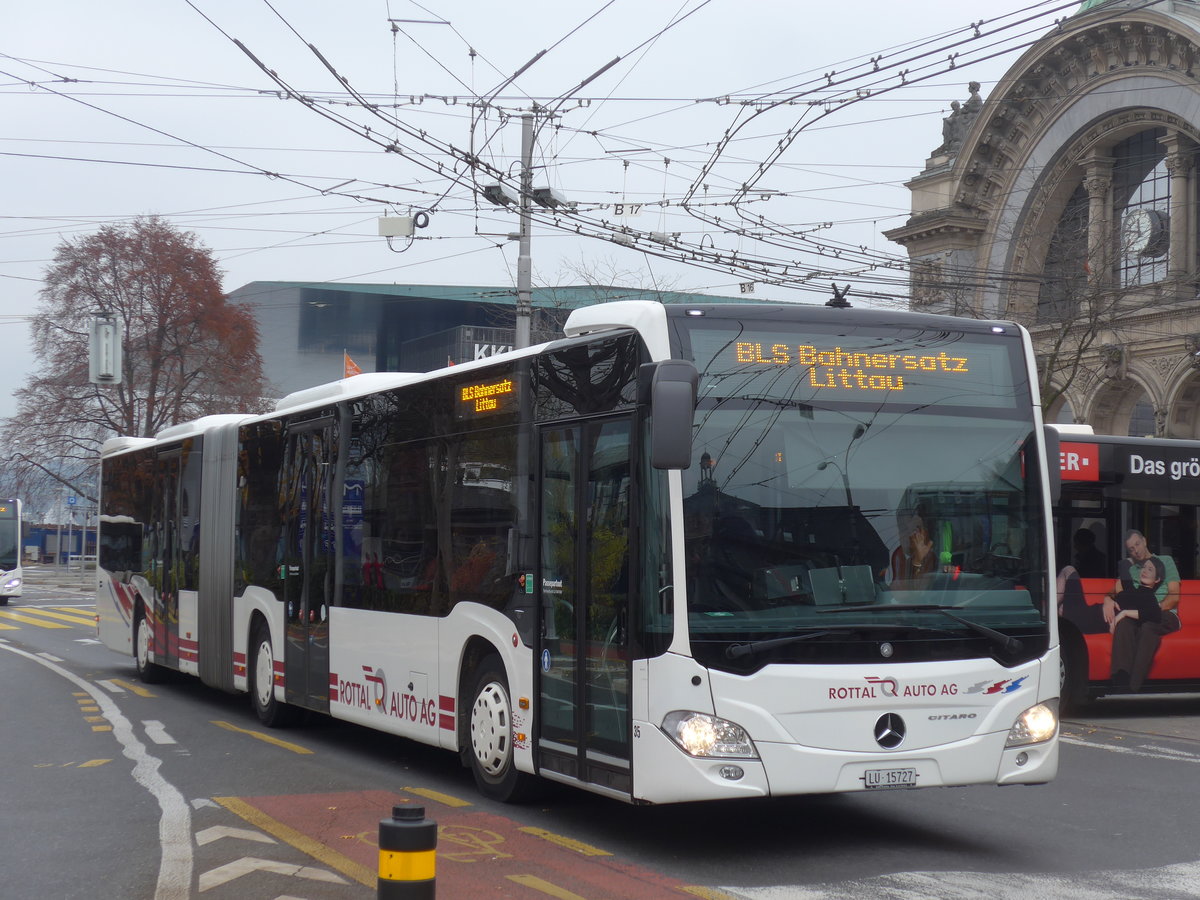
[0,642,193,897]
[216,796,374,887]
[195,825,276,847]
[0,622,18,631]
[0,610,69,628]
[143,720,177,745]
[519,826,612,857]
[211,720,313,755]
[680,889,747,899]
[1061,735,1200,764]
[506,874,589,899]
[723,859,1200,899]
[97,679,126,693]
[78,759,111,768]
[405,786,473,808]
[75,638,102,645]
[22,607,96,625]
[197,856,347,891]
[37,652,64,662]
[112,678,155,698]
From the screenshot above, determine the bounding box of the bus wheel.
[249,622,297,728]
[0,596,8,607]
[467,656,534,802]
[134,610,166,684]
[1059,625,1090,717]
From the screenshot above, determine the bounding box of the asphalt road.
[4,565,1200,899]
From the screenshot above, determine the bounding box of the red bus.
[1054,425,1200,711]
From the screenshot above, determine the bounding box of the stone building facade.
[886,0,1200,437]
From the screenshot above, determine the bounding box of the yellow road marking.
[84,716,107,723]
[211,720,314,755]
[216,796,374,887]
[0,610,69,628]
[92,725,112,732]
[679,888,744,899]
[0,622,16,631]
[518,826,611,857]
[111,678,155,698]
[506,874,589,899]
[21,608,95,625]
[77,759,112,768]
[404,787,473,808]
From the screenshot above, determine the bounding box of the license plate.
[862,767,918,789]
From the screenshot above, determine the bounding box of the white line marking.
[97,679,126,693]
[195,825,276,847]
[1060,735,1200,764]
[0,643,193,898]
[36,652,64,662]
[143,720,177,745]
[75,638,102,645]
[198,857,347,891]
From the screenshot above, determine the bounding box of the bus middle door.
[537,417,634,796]
[282,418,335,713]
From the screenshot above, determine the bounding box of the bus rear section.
[1054,426,1200,710]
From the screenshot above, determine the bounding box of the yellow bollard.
[378,805,436,899]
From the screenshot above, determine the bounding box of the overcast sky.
[0,0,1083,420]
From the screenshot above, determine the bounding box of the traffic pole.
[378,805,436,899]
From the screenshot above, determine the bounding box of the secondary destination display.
[457,373,517,418]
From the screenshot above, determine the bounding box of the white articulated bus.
[0,499,22,603]
[97,301,1060,804]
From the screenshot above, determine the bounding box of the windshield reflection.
[682,405,1047,665]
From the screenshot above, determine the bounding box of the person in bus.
[1110,556,1167,630]
[1103,530,1182,691]
[889,511,939,584]
[1070,528,1108,578]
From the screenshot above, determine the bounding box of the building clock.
[1122,207,1168,257]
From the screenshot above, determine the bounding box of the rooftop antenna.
[826,283,852,308]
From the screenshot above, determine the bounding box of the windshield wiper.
[817,603,1024,655]
[725,629,852,659]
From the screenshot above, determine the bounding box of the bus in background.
[0,499,23,604]
[1054,425,1200,712]
[98,301,1060,804]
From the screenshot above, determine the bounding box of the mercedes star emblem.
[874,713,906,749]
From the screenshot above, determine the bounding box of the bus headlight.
[661,711,759,759]
[2,576,20,591]
[1005,699,1058,747]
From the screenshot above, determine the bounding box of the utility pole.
[515,110,535,349]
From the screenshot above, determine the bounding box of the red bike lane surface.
[230,789,715,899]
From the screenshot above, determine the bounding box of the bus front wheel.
[467,656,534,802]
[134,610,167,684]
[250,622,298,728]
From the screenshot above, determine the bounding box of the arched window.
[1037,182,1089,322]
[1113,129,1170,287]
[1129,397,1156,436]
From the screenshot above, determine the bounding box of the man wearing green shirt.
[1102,530,1182,692]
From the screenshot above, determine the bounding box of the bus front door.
[281,421,335,713]
[537,418,633,795]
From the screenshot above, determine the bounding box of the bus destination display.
[735,342,970,393]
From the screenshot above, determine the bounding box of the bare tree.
[2,216,272,504]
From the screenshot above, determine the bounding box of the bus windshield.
[674,314,1050,669]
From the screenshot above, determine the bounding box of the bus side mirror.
[646,360,698,469]
[1043,424,1061,504]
